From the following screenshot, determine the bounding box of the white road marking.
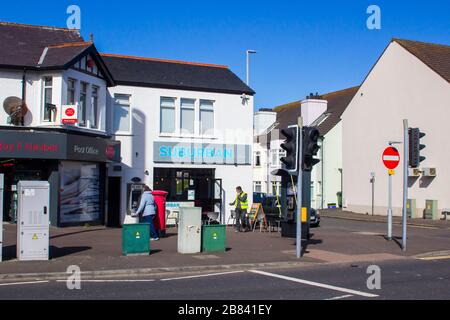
[325,294,354,300]
[55,279,155,283]
[418,255,450,261]
[0,281,49,287]
[161,270,245,281]
[249,270,379,298]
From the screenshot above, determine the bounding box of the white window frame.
[254,151,261,167]
[90,85,99,129]
[159,97,177,136]
[254,181,262,193]
[67,78,77,105]
[180,98,196,136]
[199,99,215,137]
[78,81,88,127]
[113,93,132,135]
[41,76,53,122]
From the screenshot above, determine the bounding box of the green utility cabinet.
[202,225,226,253]
[424,200,438,220]
[122,224,150,256]
[407,199,418,219]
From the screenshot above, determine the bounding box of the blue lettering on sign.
[158,146,234,160]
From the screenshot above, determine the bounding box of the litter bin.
[122,224,150,256]
[202,225,226,253]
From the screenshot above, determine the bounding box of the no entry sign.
[382,147,400,169]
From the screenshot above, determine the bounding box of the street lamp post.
[246,50,257,85]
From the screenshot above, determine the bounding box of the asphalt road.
[0,258,449,300]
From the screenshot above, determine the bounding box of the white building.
[0,22,120,227]
[253,88,358,209]
[102,54,255,225]
[341,38,450,217]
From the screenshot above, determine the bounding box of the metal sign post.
[370,172,375,216]
[383,145,401,241]
[402,120,409,251]
[296,117,303,259]
[387,170,393,240]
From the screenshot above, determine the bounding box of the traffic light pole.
[296,117,303,259]
[402,119,409,251]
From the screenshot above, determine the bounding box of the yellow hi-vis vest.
[235,192,249,210]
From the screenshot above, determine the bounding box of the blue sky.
[1,0,449,110]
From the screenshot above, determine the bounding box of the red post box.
[152,190,168,237]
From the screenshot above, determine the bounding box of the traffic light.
[302,127,321,171]
[280,125,299,173]
[409,128,426,168]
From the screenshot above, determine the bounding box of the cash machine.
[125,180,145,224]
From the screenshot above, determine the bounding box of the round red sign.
[65,108,75,117]
[106,145,116,159]
[382,147,400,169]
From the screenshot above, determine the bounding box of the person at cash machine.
[229,186,249,233]
[133,186,159,241]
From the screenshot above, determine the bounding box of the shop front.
[0,128,120,227]
[152,142,251,224]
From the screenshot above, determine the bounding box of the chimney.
[301,93,327,126]
[90,33,94,42]
[254,109,277,136]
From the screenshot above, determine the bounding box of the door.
[107,177,121,228]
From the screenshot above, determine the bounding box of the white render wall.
[341,41,450,216]
[0,68,108,133]
[311,122,343,209]
[107,84,254,224]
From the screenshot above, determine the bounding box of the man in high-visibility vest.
[229,186,249,232]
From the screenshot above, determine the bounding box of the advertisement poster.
[60,161,100,223]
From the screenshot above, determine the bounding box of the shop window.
[42,77,53,122]
[113,94,131,133]
[67,78,76,105]
[90,86,99,129]
[79,82,88,127]
[200,100,214,135]
[59,161,101,224]
[180,98,195,134]
[160,97,176,134]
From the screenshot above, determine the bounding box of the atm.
[125,182,145,224]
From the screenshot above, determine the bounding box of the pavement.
[1,213,450,282]
[319,208,450,229]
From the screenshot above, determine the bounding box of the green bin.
[122,224,150,256]
[202,225,226,253]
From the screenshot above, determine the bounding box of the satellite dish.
[3,96,28,126]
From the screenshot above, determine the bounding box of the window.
[79,82,88,126]
[160,97,176,134]
[272,182,281,196]
[254,181,262,193]
[271,149,286,167]
[255,151,261,167]
[200,100,214,135]
[90,86,99,129]
[42,77,53,122]
[67,79,76,105]
[180,98,195,134]
[113,94,131,133]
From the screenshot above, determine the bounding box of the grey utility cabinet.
[17,181,50,261]
[0,174,3,262]
[177,207,202,254]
